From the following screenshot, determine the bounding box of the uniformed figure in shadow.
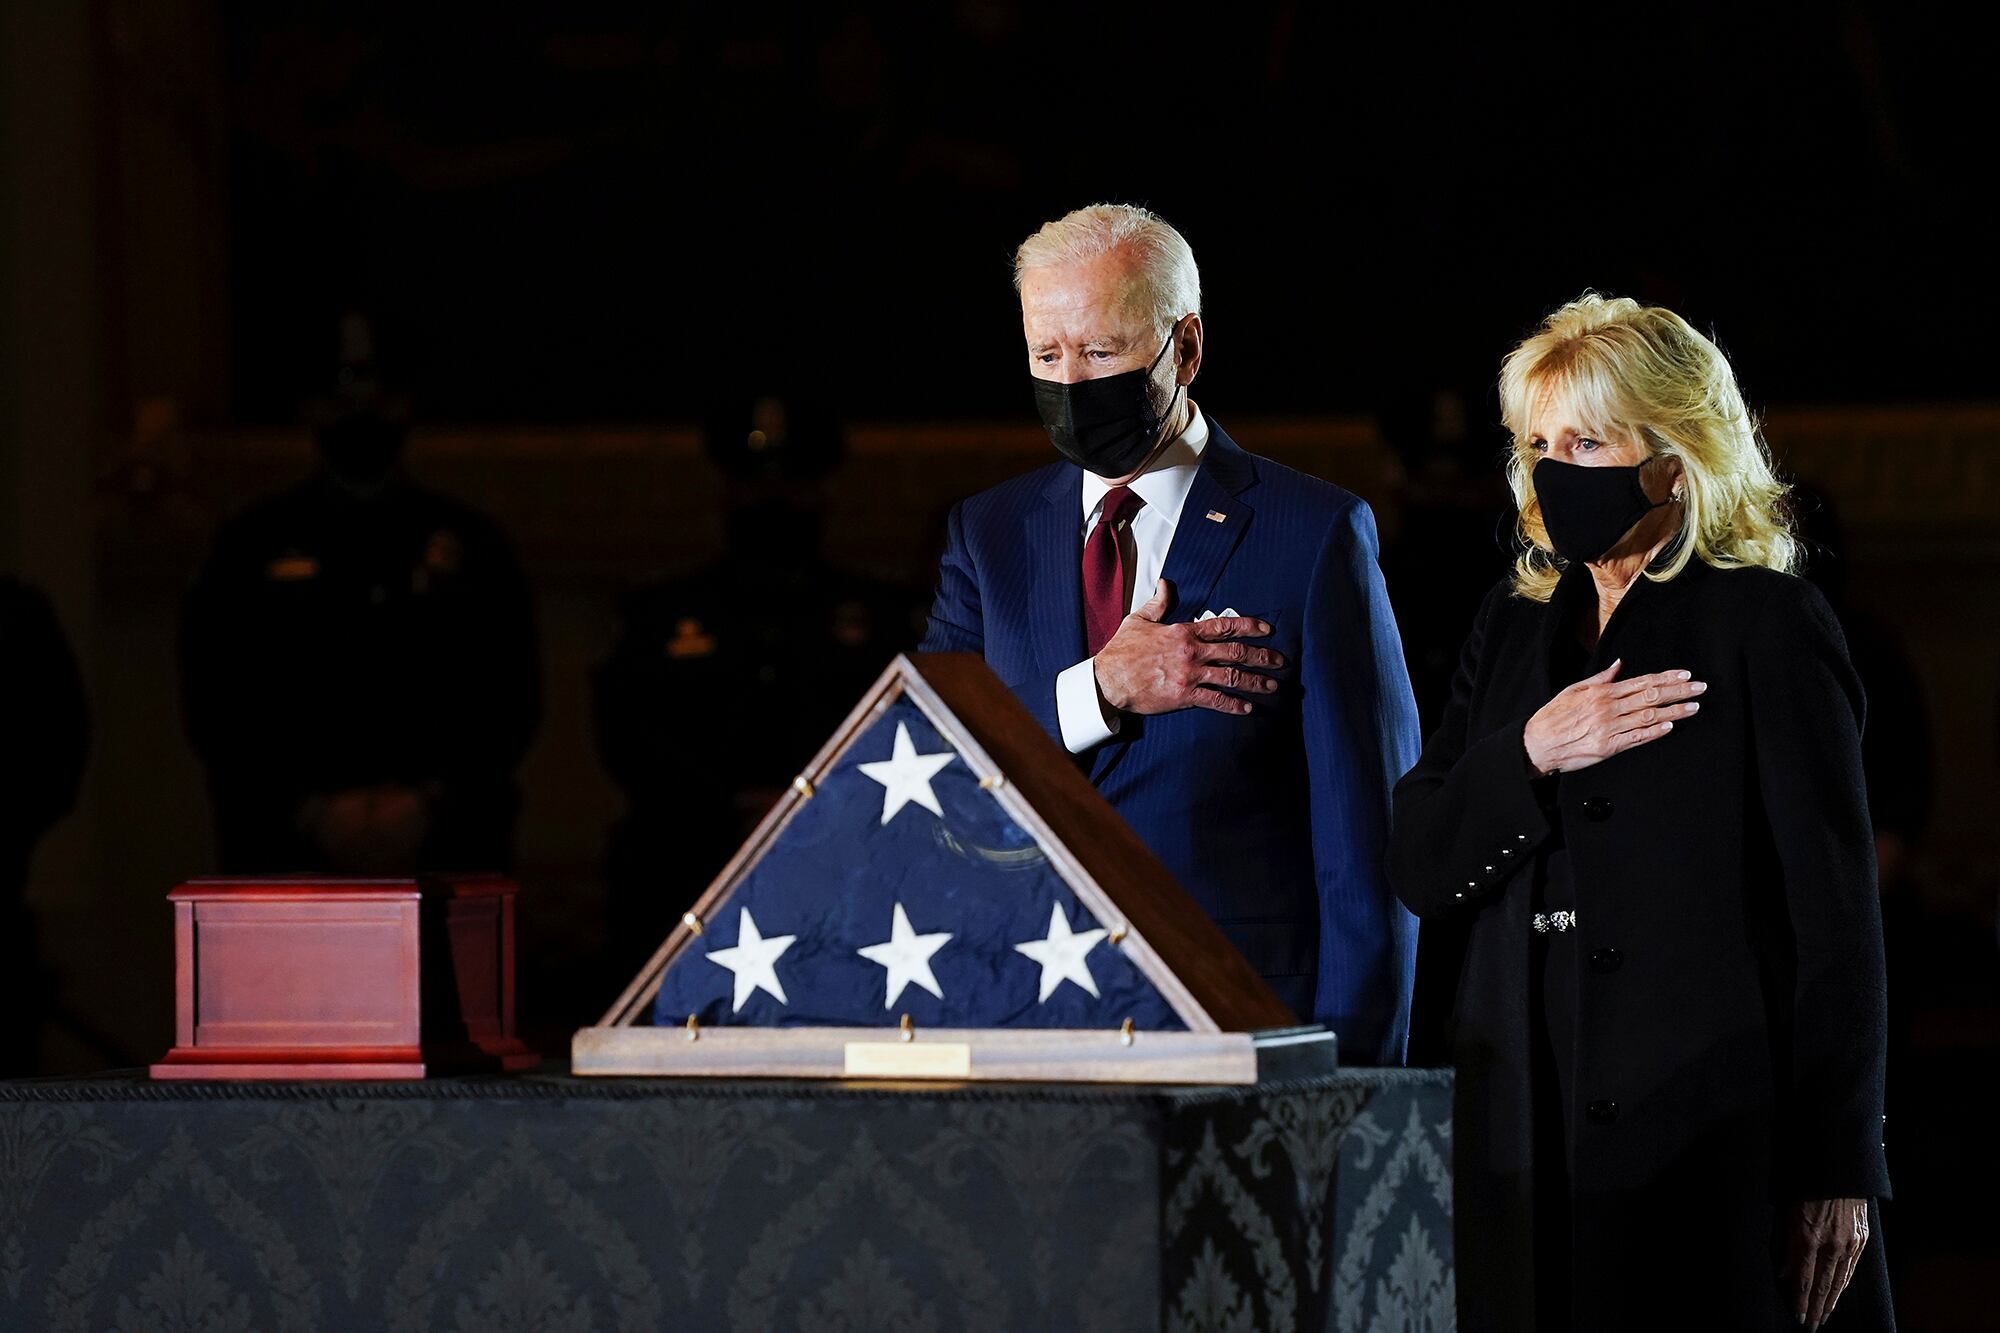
[593,392,922,975]
[180,317,540,875]
[0,579,88,1073]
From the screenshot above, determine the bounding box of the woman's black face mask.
[1533,456,1672,562]
[1031,328,1181,478]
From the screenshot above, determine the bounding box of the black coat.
[1389,559,1893,1332]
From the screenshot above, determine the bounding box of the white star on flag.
[1013,902,1109,1002]
[856,721,955,825]
[705,907,796,1012]
[856,902,953,1008]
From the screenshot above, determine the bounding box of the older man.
[921,203,1422,1062]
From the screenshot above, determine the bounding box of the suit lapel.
[1540,549,1711,693]
[1156,461,1252,622]
[1591,553,1708,670]
[1539,564,1594,695]
[1027,464,1086,687]
[1089,419,1259,785]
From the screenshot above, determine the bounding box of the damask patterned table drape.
[0,1068,1452,1332]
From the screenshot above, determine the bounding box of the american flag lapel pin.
[1205,509,1227,523]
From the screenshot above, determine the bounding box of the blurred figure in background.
[593,391,920,974]
[1790,479,1999,1291]
[1790,482,1934,888]
[1379,378,1517,731]
[1378,377,1518,1067]
[0,580,88,1074]
[180,315,540,875]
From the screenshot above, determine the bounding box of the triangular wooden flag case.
[572,654,1330,1083]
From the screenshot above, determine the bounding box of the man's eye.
[1037,353,1058,364]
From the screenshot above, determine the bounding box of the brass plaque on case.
[843,1040,972,1078]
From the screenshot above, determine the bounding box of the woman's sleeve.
[1388,583,1555,918]
[1747,577,1891,1201]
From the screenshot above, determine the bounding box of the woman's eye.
[1577,437,1600,451]
[1530,439,1548,453]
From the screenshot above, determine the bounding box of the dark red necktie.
[1083,485,1144,656]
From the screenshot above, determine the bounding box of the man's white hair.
[1013,203,1202,338]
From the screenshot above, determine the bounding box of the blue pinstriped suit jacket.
[920,419,1423,1063]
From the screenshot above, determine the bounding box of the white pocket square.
[1194,607,1240,621]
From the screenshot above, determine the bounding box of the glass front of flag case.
[573,654,1322,1083]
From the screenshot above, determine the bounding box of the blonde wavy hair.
[1500,292,1798,602]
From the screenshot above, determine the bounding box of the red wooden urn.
[151,873,539,1080]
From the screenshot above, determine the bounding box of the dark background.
[2,3,1996,1327]
[219,3,1993,421]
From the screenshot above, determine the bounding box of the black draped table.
[0,1066,1452,1332]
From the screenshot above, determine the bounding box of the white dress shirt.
[1054,404,1211,753]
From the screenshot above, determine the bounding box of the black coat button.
[1581,797,1614,822]
[1586,1100,1618,1124]
[1588,947,1623,973]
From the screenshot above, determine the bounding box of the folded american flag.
[651,698,1185,1031]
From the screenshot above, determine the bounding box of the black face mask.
[1031,328,1182,478]
[1533,457,1672,562]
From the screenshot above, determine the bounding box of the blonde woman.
[1389,295,1891,1331]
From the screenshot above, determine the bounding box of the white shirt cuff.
[1056,657,1120,754]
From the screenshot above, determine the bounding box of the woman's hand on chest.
[1522,658,1708,776]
